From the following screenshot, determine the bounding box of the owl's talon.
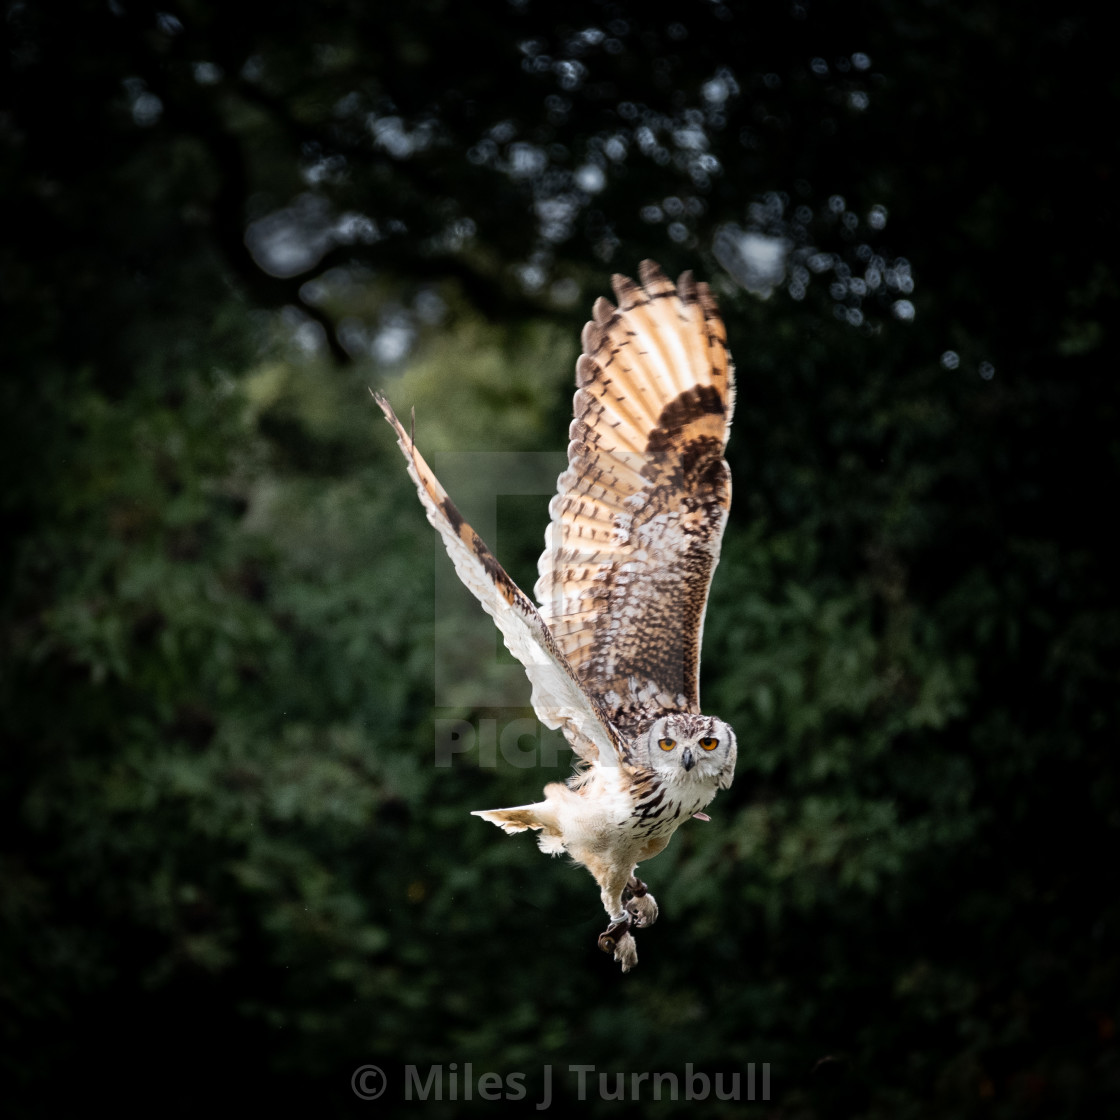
[622,875,658,927]
[614,931,639,971]
[626,892,659,928]
[598,922,639,971]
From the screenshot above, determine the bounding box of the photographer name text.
[352,1061,770,1106]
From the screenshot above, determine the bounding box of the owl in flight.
[376,261,737,971]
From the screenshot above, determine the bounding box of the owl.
[376,261,737,971]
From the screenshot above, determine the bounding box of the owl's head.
[643,713,737,789]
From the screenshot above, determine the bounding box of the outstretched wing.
[534,261,735,736]
[375,394,625,765]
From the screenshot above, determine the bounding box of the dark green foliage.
[2,1,1117,1117]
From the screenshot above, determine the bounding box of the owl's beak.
[681,747,696,772]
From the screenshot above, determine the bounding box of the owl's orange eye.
[699,736,718,750]
[658,737,676,751]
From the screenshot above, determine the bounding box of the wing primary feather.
[373,390,625,764]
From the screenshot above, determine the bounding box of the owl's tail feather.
[472,803,566,855]
[472,805,542,833]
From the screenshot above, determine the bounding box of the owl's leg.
[594,867,639,971]
[624,873,659,928]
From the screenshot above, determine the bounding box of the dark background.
[3,1,1117,1116]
